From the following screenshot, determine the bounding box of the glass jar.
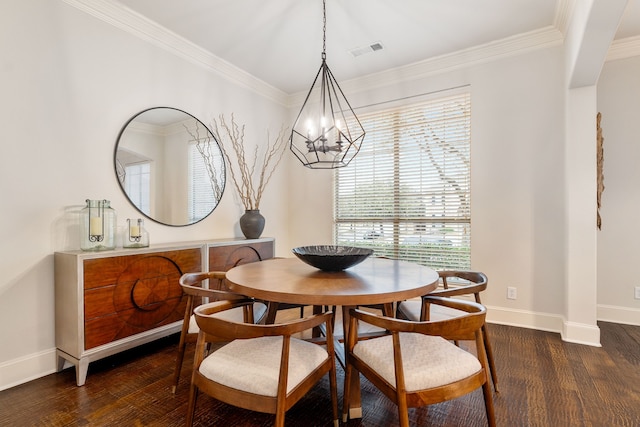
[80,199,116,251]
[123,218,150,248]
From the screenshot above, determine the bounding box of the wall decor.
[115,107,226,226]
[597,112,604,230]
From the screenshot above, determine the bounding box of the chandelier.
[289,0,365,169]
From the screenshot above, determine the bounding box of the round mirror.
[114,107,226,226]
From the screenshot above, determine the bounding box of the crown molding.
[290,26,564,107]
[62,0,290,106]
[553,0,575,36]
[606,35,640,62]
[65,0,566,109]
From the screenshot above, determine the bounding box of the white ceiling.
[111,0,640,94]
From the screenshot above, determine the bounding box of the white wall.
[597,55,640,325]
[0,0,289,390]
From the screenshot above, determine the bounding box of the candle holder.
[80,199,116,251]
[123,218,149,248]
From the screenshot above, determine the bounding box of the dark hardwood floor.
[1,318,639,426]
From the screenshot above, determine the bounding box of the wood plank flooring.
[0,318,638,426]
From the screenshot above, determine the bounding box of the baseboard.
[485,305,565,333]
[561,321,601,347]
[597,304,640,326]
[0,348,58,391]
[485,305,602,347]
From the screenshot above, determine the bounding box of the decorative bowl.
[292,245,374,271]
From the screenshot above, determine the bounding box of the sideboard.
[54,238,274,386]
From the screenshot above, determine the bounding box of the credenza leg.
[75,358,89,386]
[56,353,66,372]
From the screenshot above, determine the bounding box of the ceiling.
[110,0,640,95]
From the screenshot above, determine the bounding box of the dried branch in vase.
[211,114,288,210]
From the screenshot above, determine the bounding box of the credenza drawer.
[82,249,200,349]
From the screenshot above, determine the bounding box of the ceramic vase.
[239,209,265,239]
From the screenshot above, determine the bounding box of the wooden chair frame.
[397,270,498,392]
[187,300,339,427]
[344,296,496,427]
[172,271,265,393]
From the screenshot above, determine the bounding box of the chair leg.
[482,379,497,427]
[342,362,353,423]
[171,338,187,393]
[329,364,339,426]
[397,409,410,427]
[185,383,199,427]
[482,324,499,392]
[397,392,410,427]
[274,406,286,427]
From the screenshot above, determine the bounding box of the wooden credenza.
[55,238,274,385]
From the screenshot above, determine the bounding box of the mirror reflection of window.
[116,148,153,217]
[188,143,217,223]
[125,162,151,217]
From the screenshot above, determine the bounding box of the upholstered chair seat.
[352,332,481,392]
[198,335,329,396]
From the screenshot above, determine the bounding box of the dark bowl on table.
[292,245,374,271]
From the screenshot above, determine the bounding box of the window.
[334,91,471,270]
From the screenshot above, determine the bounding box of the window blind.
[335,92,471,270]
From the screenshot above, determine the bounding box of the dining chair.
[396,270,498,392]
[186,300,339,427]
[343,296,496,427]
[171,271,267,393]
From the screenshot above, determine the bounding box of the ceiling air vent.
[349,41,384,58]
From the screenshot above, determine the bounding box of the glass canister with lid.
[80,199,116,251]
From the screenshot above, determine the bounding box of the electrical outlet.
[507,287,517,300]
[635,286,640,300]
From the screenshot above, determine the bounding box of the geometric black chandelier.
[289,0,365,169]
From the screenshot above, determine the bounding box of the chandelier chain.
[322,0,326,58]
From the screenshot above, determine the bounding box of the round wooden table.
[225,256,439,419]
[225,256,438,306]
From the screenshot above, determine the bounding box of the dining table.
[224,256,439,419]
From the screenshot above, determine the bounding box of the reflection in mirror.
[115,107,225,226]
